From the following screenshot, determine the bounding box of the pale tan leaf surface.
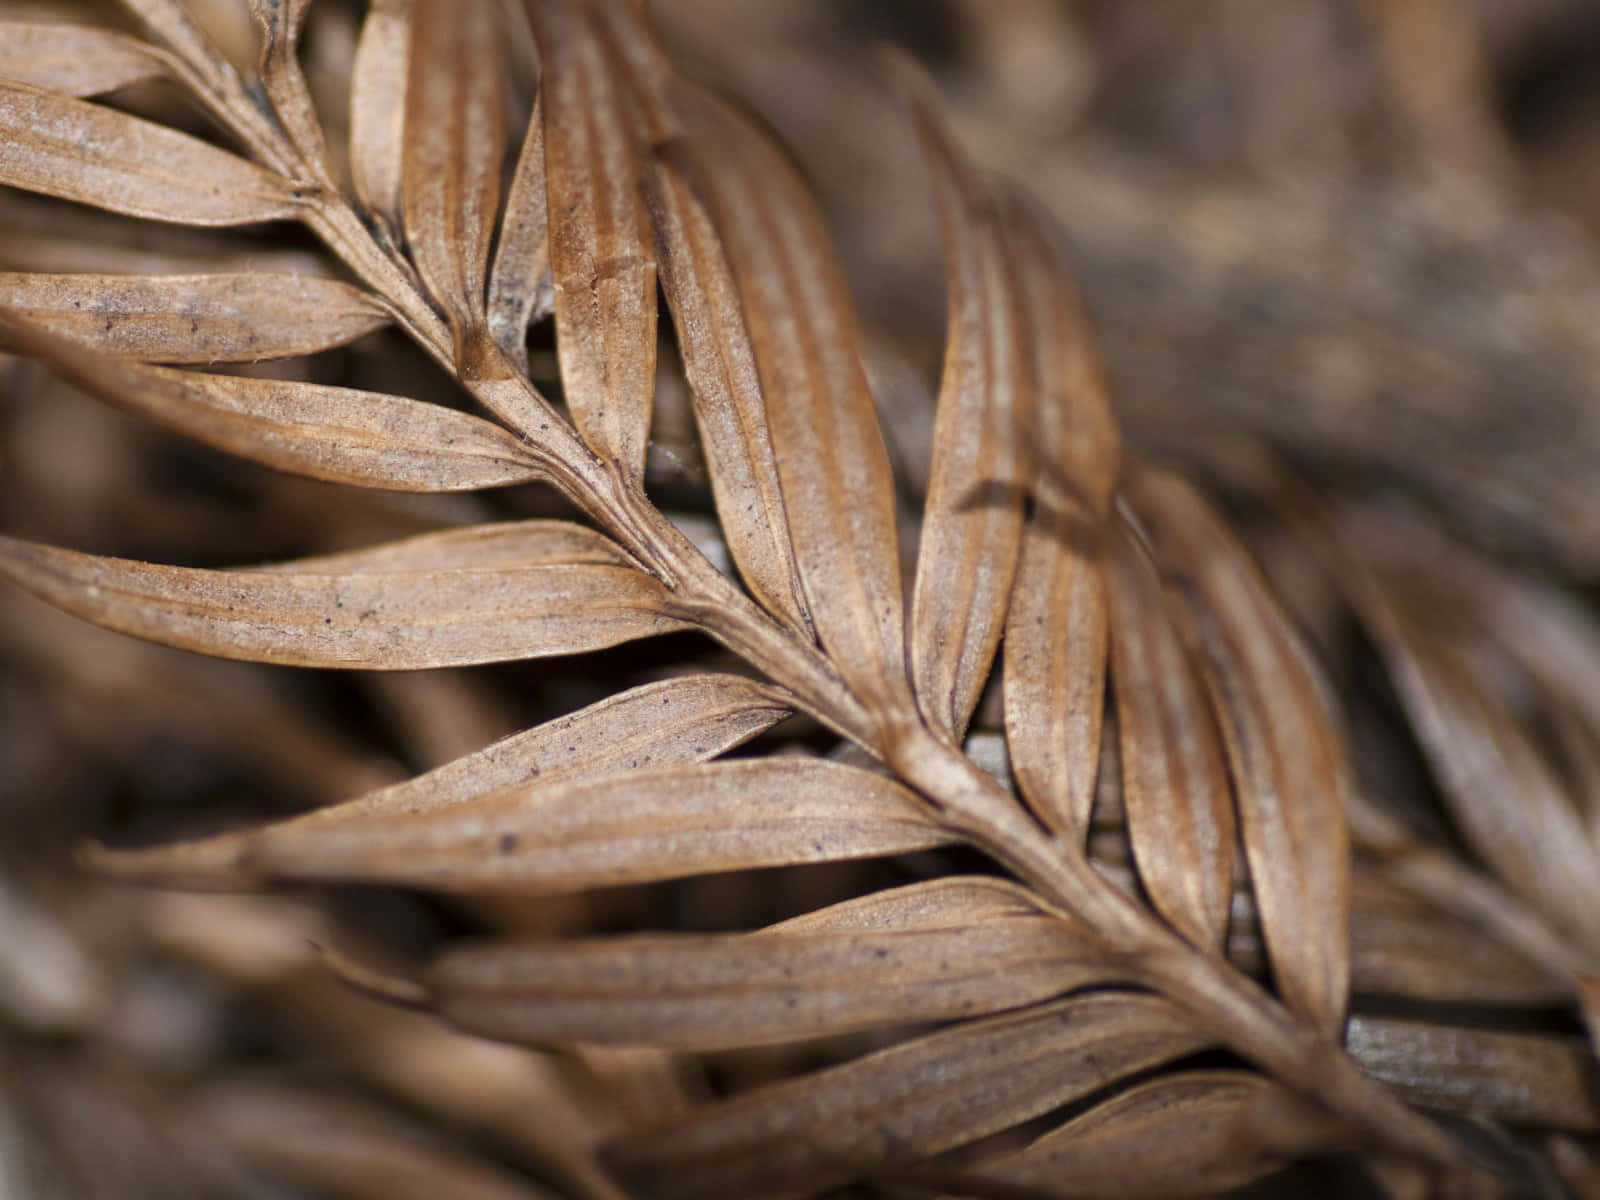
[1130,467,1352,1036]
[348,0,411,233]
[0,535,687,671]
[0,22,166,97]
[904,71,1032,740]
[0,79,301,226]
[87,759,949,894]
[969,1072,1309,1198]
[402,0,506,355]
[248,0,330,183]
[529,0,657,481]
[425,878,1119,1050]
[0,309,545,491]
[488,91,552,371]
[657,76,910,720]
[602,14,811,633]
[1345,1016,1600,1132]
[247,521,633,575]
[1104,514,1235,952]
[0,271,387,361]
[1003,519,1107,841]
[199,1082,562,1200]
[601,991,1210,1199]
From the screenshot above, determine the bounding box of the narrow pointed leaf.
[88,759,949,894]
[601,13,811,633]
[247,0,330,181]
[973,1073,1306,1198]
[1004,518,1108,840]
[0,22,165,97]
[602,992,1210,1199]
[904,74,1032,739]
[0,272,387,362]
[1105,515,1235,952]
[527,0,656,480]
[0,309,545,491]
[426,878,1120,1049]
[1131,468,1352,1035]
[0,534,687,672]
[402,0,506,353]
[488,92,552,370]
[657,77,909,719]
[349,0,411,232]
[0,80,300,226]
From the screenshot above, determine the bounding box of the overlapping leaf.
[348,0,412,233]
[0,22,166,97]
[528,0,657,481]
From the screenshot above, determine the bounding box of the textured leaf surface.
[488,92,551,370]
[0,534,686,671]
[906,74,1032,739]
[602,992,1209,1198]
[0,80,299,225]
[0,22,165,97]
[1133,469,1352,1034]
[427,878,1118,1049]
[530,0,657,480]
[0,309,544,491]
[0,272,387,362]
[348,0,411,232]
[1105,515,1235,952]
[89,760,949,894]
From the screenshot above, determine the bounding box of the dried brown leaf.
[0,22,166,97]
[659,78,910,721]
[247,521,632,575]
[0,531,686,672]
[1104,514,1235,952]
[970,1072,1305,1198]
[0,271,387,362]
[348,0,411,233]
[601,14,811,634]
[1131,468,1352,1035]
[1004,519,1108,841]
[904,70,1032,739]
[248,0,330,181]
[488,91,552,370]
[601,991,1210,1199]
[1345,1016,1600,1132]
[0,79,300,225]
[529,0,657,480]
[402,0,506,355]
[426,878,1117,1049]
[87,759,949,894]
[0,308,544,491]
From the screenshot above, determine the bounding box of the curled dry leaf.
[0,308,543,491]
[424,878,1118,1050]
[0,532,687,672]
[529,0,657,481]
[0,79,301,226]
[601,991,1210,1199]
[1131,468,1352,1036]
[87,759,950,894]
[247,0,331,184]
[488,91,551,371]
[969,1072,1316,1198]
[1104,514,1235,952]
[0,271,388,362]
[903,64,1033,741]
[402,0,506,358]
[0,22,166,97]
[657,75,910,721]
